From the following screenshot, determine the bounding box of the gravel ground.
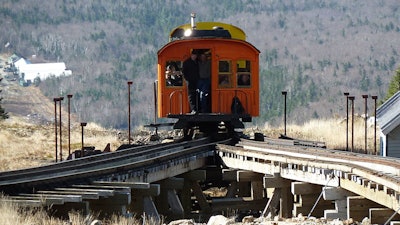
[167,214,372,225]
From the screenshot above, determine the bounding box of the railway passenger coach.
[157,15,260,136]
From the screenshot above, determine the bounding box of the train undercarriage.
[167,113,252,140]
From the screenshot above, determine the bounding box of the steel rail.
[0,137,232,194]
[0,138,210,182]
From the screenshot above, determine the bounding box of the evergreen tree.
[0,78,9,120]
[384,67,400,101]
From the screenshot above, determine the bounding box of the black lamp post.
[362,94,368,154]
[80,122,87,158]
[349,96,355,152]
[58,97,64,161]
[67,94,73,156]
[282,91,287,136]
[344,92,349,151]
[371,95,378,155]
[153,81,157,124]
[127,81,133,145]
[53,97,59,162]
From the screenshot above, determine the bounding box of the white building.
[12,56,72,82]
[376,91,400,157]
[18,62,72,81]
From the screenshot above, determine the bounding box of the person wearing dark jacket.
[182,50,199,113]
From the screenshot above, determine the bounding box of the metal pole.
[362,95,368,154]
[81,122,87,158]
[154,81,157,124]
[344,92,349,151]
[349,96,355,152]
[67,94,73,156]
[128,81,133,145]
[58,97,64,161]
[372,95,378,155]
[282,91,287,136]
[53,98,59,162]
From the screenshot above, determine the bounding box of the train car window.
[218,60,232,88]
[219,60,231,72]
[165,61,183,87]
[237,60,251,87]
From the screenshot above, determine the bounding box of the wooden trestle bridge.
[1,136,400,224]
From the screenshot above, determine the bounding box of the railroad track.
[216,137,400,221]
[0,137,232,195]
[236,138,400,190]
[4,134,400,222]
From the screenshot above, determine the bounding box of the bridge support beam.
[155,177,185,220]
[291,182,333,218]
[369,208,400,224]
[263,173,293,218]
[88,191,131,217]
[222,169,264,199]
[323,186,355,220]
[93,181,161,221]
[347,196,382,222]
[130,183,160,221]
[179,170,208,218]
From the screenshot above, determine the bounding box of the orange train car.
[157,15,260,135]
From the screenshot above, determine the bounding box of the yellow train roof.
[169,22,246,41]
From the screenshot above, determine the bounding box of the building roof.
[376,91,400,135]
[18,62,70,81]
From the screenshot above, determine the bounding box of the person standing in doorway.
[198,53,211,112]
[182,50,199,113]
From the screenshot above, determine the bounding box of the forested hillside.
[1,0,399,128]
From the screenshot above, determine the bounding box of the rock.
[361,217,371,225]
[332,218,344,225]
[242,215,254,223]
[168,219,195,225]
[343,218,354,225]
[207,215,234,225]
[90,220,102,225]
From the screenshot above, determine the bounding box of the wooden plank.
[264,176,291,188]
[11,196,64,205]
[93,181,150,189]
[291,182,321,195]
[0,199,42,207]
[37,190,99,200]
[369,208,400,224]
[133,184,160,196]
[323,187,355,200]
[20,193,82,203]
[55,188,115,197]
[347,196,382,221]
[237,171,264,182]
[263,137,295,146]
[72,184,131,193]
